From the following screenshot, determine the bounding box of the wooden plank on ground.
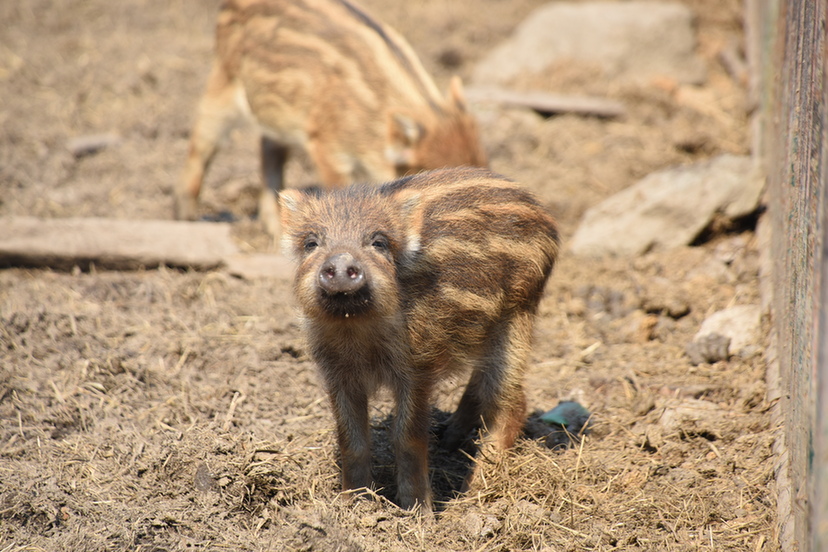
[465,86,626,118]
[223,253,295,281]
[0,217,240,271]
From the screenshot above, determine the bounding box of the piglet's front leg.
[392,378,433,511]
[328,386,373,495]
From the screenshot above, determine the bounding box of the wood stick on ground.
[465,86,626,118]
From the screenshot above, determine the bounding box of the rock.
[66,132,122,158]
[686,333,731,365]
[473,1,705,87]
[194,463,215,493]
[692,305,762,357]
[650,315,678,343]
[463,512,501,539]
[659,398,727,439]
[686,257,736,284]
[640,284,691,319]
[614,311,660,343]
[569,155,764,257]
[636,423,665,450]
[577,285,634,319]
[359,513,388,528]
[666,467,701,488]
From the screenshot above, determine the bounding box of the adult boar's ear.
[386,112,425,169]
[448,75,468,112]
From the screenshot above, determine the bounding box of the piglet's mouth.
[317,287,374,319]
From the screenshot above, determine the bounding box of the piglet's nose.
[318,253,365,294]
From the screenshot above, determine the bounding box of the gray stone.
[659,398,726,439]
[66,132,122,158]
[463,512,502,539]
[686,333,731,365]
[693,305,762,357]
[473,2,706,87]
[569,155,764,258]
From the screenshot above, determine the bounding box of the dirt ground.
[0,0,777,550]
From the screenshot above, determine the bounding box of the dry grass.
[0,261,776,551]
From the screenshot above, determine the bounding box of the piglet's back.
[384,168,560,362]
[216,0,446,131]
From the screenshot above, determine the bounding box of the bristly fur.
[176,0,488,239]
[279,167,559,511]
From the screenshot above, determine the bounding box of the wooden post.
[757,0,828,549]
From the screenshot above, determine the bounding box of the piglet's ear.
[395,189,423,254]
[278,189,305,231]
[277,189,307,258]
[278,189,303,217]
[391,112,423,145]
[448,75,468,112]
[386,112,424,168]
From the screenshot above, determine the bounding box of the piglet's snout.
[318,253,365,294]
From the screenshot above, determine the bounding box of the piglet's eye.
[303,234,319,252]
[370,233,390,251]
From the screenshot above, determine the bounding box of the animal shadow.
[367,408,481,512]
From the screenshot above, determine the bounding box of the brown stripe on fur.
[335,0,442,112]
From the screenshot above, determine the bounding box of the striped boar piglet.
[177,0,487,236]
[279,167,559,511]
